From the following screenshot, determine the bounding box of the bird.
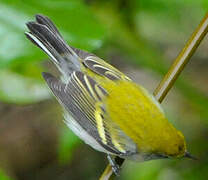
[25,14,194,175]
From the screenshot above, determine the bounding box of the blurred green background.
[0,0,208,179]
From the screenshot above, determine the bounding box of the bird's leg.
[107,154,120,176]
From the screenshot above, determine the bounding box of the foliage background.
[0,0,208,179]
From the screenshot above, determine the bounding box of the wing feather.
[83,55,131,81]
[42,72,122,155]
[42,71,137,156]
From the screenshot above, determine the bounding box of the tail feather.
[25,31,63,66]
[34,14,91,59]
[35,14,62,37]
[27,22,71,56]
[25,15,81,78]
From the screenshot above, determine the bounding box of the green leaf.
[0,169,13,180]
[0,70,50,104]
[122,161,162,180]
[58,126,80,164]
[0,0,105,68]
[0,0,106,103]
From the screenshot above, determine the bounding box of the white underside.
[63,112,108,153]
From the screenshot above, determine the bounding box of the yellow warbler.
[25,14,194,174]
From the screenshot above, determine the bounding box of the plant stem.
[154,13,208,103]
[99,12,208,180]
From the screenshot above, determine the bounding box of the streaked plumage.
[25,14,189,167]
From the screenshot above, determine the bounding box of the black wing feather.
[42,72,122,155]
[35,14,62,37]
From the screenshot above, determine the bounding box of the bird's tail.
[25,14,81,78]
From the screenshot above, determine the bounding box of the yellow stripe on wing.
[110,130,126,153]
[94,107,107,145]
[84,56,132,81]
[84,75,99,101]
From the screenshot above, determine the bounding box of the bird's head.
[163,130,196,160]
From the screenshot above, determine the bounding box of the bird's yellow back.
[102,80,186,157]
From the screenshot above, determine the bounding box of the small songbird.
[25,14,194,174]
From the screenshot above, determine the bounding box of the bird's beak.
[184,151,198,160]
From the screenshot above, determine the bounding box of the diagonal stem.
[153,13,208,103]
[99,13,208,180]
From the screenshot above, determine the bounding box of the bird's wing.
[83,55,131,81]
[43,71,136,156]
